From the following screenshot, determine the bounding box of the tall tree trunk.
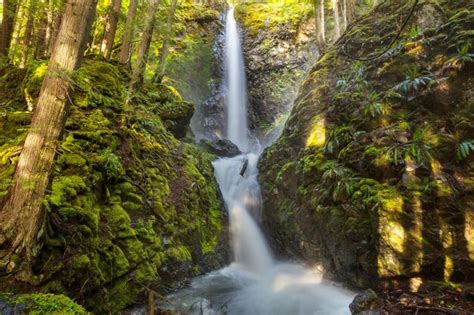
[0,0,18,60]
[313,0,325,49]
[34,0,49,59]
[129,0,160,91]
[101,0,121,60]
[153,0,178,83]
[0,0,97,283]
[48,0,65,55]
[332,0,340,39]
[320,0,326,44]
[19,4,35,67]
[118,0,138,64]
[342,0,348,30]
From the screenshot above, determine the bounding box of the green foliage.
[16,294,87,315]
[456,140,474,161]
[362,92,384,118]
[393,65,435,101]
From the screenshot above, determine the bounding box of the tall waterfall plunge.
[155,9,355,315]
[225,8,249,152]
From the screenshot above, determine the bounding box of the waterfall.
[154,8,355,315]
[224,8,249,152]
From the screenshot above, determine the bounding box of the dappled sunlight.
[305,115,326,148]
[466,208,474,260]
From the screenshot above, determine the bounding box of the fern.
[457,140,474,161]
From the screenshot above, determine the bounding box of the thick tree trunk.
[0,0,97,283]
[101,0,121,60]
[129,0,160,90]
[34,2,49,59]
[153,0,178,83]
[332,0,340,39]
[118,0,138,64]
[0,0,18,60]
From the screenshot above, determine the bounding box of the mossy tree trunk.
[101,0,121,60]
[19,2,35,67]
[0,0,18,60]
[153,0,178,83]
[0,0,97,283]
[129,0,160,90]
[119,0,138,64]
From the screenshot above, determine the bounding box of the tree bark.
[101,0,122,60]
[118,0,138,64]
[332,0,340,39]
[19,2,35,67]
[153,0,178,83]
[342,0,348,30]
[313,0,325,49]
[129,0,160,91]
[0,0,97,283]
[320,0,326,44]
[0,0,18,60]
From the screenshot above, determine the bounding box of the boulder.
[199,139,241,157]
[349,289,383,315]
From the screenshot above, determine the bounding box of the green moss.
[16,293,87,315]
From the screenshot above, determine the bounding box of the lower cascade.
[162,8,355,314]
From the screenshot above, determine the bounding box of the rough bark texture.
[0,0,18,59]
[118,0,138,64]
[153,0,178,83]
[332,0,341,39]
[0,0,97,283]
[129,0,160,90]
[19,7,35,67]
[101,0,121,60]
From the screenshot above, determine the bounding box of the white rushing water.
[225,8,249,152]
[160,8,355,315]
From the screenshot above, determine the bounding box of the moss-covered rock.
[0,293,87,315]
[0,57,227,313]
[259,0,474,291]
[235,0,319,138]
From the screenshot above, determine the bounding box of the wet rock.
[199,139,241,157]
[349,289,383,315]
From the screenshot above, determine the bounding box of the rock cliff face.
[235,2,319,139]
[259,0,474,291]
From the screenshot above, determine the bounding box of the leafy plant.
[393,65,435,101]
[446,42,474,70]
[363,91,385,117]
[456,140,474,161]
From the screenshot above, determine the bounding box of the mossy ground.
[0,57,226,313]
[260,0,474,296]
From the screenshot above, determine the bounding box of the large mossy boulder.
[0,58,228,313]
[259,0,474,291]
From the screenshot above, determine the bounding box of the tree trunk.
[0,0,18,60]
[332,0,340,39]
[320,0,326,44]
[342,0,348,30]
[48,0,65,55]
[313,0,325,49]
[129,0,160,91]
[19,4,35,67]
[153,0,178,83]
[118,0,138,64]
[101,0,121,60]
[0,0,97,283]
[34,1,49,59]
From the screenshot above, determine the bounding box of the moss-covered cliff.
[235,0,319,138]
[0,58,227,313]
[260,0,474,294]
